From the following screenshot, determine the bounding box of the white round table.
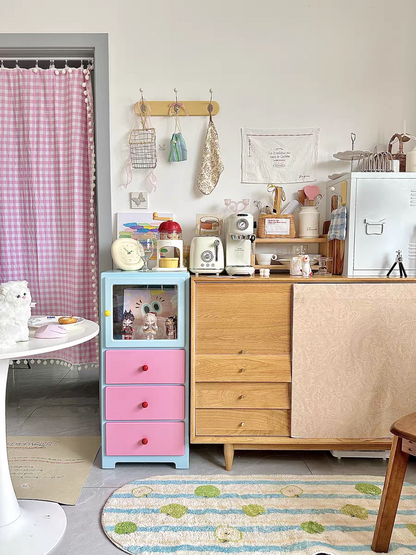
[0,320,99,555]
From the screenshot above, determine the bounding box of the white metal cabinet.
[326,173,416,276]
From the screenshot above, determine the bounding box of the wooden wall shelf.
[255,237,327,244]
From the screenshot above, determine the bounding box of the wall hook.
[173,88,180,114]
[208,88,214,116]
[139,88,148,114]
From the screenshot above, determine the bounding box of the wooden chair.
[372,413,416,553]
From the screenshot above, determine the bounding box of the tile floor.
[5,363,416,554]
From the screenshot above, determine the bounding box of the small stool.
[372,413,416,553]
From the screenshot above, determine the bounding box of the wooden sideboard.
[191,275,416,470]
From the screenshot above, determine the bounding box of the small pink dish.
[34,324,68,339]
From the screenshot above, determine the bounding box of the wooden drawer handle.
[142,438,149,445]
[142,365,149,372]
[142,402,149,408]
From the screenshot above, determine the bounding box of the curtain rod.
[0,57,94,62]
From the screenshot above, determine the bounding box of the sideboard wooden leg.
[224,444,234,471]
[372,436,409,552]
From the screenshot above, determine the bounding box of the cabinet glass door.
[112,283,179,342]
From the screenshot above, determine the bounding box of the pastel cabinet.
[101,270,189,469]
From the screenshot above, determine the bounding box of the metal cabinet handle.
[239,395,245,400]
[240,422,245,427]
[364,218,385,235]
[240,368,246,373]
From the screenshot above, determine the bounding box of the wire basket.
[129,128,157,169]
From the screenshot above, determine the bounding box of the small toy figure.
[165,316,177,340]
[121,310,135,340]
[142,312,158,339]
[301,255,313,277]
[0,280,32,348]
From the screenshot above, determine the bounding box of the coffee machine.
[225,213,256,276]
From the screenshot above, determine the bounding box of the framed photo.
[130,191,149,209]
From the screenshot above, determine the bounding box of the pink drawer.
[105,385,185,421]
[105,350,185,384]
[106,422,185,456]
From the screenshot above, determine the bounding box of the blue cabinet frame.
[100,270,189,469]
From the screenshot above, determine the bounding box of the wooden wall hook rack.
[134,100,220,117]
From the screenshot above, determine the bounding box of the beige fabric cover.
[292,283,416,439]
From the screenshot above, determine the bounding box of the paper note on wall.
[241,128,319,184]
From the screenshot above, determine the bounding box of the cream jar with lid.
[298,206,319,238]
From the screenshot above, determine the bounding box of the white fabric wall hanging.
[241,127,319,184]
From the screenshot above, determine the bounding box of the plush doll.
[0,280,31,348]
[121,310,135,340]
[165,316,177,340]
[142,312,158,339]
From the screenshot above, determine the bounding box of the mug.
[256,253,278,265]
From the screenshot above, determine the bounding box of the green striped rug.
[101,474,416,554]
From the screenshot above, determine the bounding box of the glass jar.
[158,220,182,241]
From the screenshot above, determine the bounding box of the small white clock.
[111,238,145,271]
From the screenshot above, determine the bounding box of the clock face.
[111,239,145,270]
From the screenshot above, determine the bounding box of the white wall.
[2,0,416,244]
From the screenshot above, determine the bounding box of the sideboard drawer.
[195,283,291,354]
[106,422,185,456]
[105,349,185,384]
[196,409,290,436]
[105,385,185,421]
[195,354,291,382]
[196,383,290,409]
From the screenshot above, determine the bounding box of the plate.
[28,316,85,327]
[333,150,371,161]
[328,173,346,180]
[57,316,85,327]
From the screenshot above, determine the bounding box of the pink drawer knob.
[142,401,149,408]
[142,365,149,372]
[142,438,149,445]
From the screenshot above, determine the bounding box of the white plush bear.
[0,280,32,348]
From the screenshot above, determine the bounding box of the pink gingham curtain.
[0,66,98,365]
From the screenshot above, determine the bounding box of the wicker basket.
[257,186,296,238]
